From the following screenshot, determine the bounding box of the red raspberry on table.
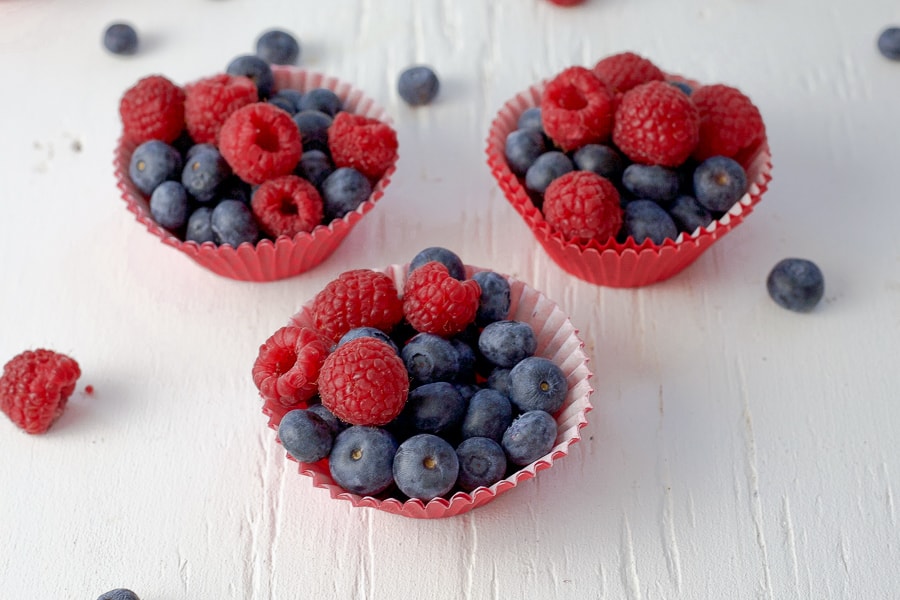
[540,66,615,152]
[592,52,666,94]
[612,80,700,167]
[218,102,302,185]
[253,326,330,407]
[691,84,766,162]
[403,262,481,337]
[543,171,623,242]
[546,0,585,5]
[318,337,409,426]
[0,349,81,434]
[327,112,398,181]
[119,75,185,145]
[184,74,259,145]
[312,269,404,342]
[251,175,323,238]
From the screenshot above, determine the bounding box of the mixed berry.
[501,52,766,246]
[254,247,572,504]
[118,58,397,250]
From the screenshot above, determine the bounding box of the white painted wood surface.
[1,0,899,597]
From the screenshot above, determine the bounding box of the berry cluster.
[504,52,765,246]
[119,58,397,249]
[253,247,570,503]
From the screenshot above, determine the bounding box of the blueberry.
[292,110,333,152]
[501,410,557,466]
[766,258,825,313]
[393,434,459,500]
[668,195,713,234]
[478,320,537,368]
[103,23,138,55]
[622,199,678,244]
[255,29,300,65]
[185,207,214,244]
[693,156,748,212]
[307,403,348,437]
[268,95,298,114]
[622,164,680,203]
[504,129,546,177]
[128,140,182,196]
[181,146,231,202]
[298,88,342,117]
[525,151,574,196]
[460,388,513,442]
[320,167,372,221]
[278,409,334,463]
[397,65,440,106]
[486,367,512,397]
[185,143,218,163]
[878,27,900,60]
[456,437,508,492]
[401,333,460,384]
[572,144,625,181]
[508,356,567,414]
[409,247,466,280]
[295,149,334,188]
[669,81,693,95]
[226,55,275,98]
[450,337,476,383]
[472,271,511,326]
[329,426,398,496]
[211,199,258,247]
[269,89,304,114]
[454,383,481,402]
[396,382,467,437]
[337,327,399,354]
[96,589,140,600]
[149,181,189,230]
[516,107,543,132]
[217,176,253,205]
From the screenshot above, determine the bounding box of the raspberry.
[540,66,615,152]
[312,269,404,342]
[119,75,186,145]
[218,102,302,184]
[592,52,666,94]
[612,81,700,167]
[543,171,623,241]
[546,0,586,5]
[250,175,323,238]
[327,112,398,181]
[252,326,330,407]
[403,262,481,337]
[690,84,766,161]
[0,349,81,434]
[317,337,409,426]
[184,74,258,145]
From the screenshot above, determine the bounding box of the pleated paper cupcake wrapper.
[261,263,594,519]
[115,66,397,282]
[486,77,773,288]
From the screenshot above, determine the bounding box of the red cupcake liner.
[486,77,773,288]
[260,264,594,519]
[115,67,398,282]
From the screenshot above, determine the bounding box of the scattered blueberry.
[396,382,467,437]
[409,247,466,280]
[103,23,138,55]
[292,110,333,152]
[516,107,543,132]
[505,129,546,177]
[525,151,574,195]
[622,199,678,244]
[307,403,348,437]
[298,88,342,117]
[401,333,461,384]
[149,181,189,230]
[693,155,748,212]
[185,207,215,244]
[337,327,399,353]
[96,589,140,600]
[878,27,900,60]
[478,320,537,368]
[255,29,300,65]
[320,167,372,221]
[456,437,507,492]
[329,426,398,496]
[572,144,626,181]
[766,258,825,313]
[622,164,680,203]
[472,271,512,326]
[278,409,334,463]
[226,54,275,98]
[181,146,231,202]
[501,410,557,466]
[393,434,459,500]
[210,199,258,247]
[397,65,440,106]
[460,388,513,442]
[129,140,182,196]
[295,149,334,188]
[668,195,713,234]
[508,356,567,414]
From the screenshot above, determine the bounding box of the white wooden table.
[2,0,899,597]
